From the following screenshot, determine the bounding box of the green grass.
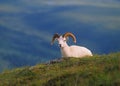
[0,52,120,86]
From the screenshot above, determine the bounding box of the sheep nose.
[59,44,62,47]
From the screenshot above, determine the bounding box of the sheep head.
[51,32,76,48]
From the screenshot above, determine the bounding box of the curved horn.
[63,32,76,43]
[51,33,60,45]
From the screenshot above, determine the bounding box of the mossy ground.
[0,52,120,86]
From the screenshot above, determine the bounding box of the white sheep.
[51,32,93,58]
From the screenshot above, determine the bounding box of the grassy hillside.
[0,52,120,86]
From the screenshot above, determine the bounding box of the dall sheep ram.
[51,32,93,58]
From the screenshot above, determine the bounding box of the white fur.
[57,36,93,58]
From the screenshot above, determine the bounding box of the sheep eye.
[64,40,66,42]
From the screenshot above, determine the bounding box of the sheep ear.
[65,37,69,41]
[51,33,60,45]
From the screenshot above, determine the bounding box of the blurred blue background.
[0,0,120,72]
